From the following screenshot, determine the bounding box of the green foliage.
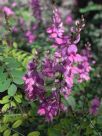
[3,129,11,136]
[62,95,76,110]
[12,120,23,128]
[0,43,35,98]
[14,93,22,103]
[12,133,19,136]
[8,84,17,96]
[80,2,102,13]
[48,128,61,136]
[0,42,39,135]
[1,103,10,112]
[65,95,76,110]
[28,131,40,136]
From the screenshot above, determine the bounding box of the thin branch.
[8,126,25,136]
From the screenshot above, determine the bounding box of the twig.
[7,126,25,136]
[4,12,11,32]
[4,12,12,47]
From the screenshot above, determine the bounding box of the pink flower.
[55,37,64,45]
[23,60,45,100]
[12,26,18,33]
[11,2,17,7]
[67,44,78,54]
[38,91,67,121]
[47,8,64,45]
[38,108,45,115]
[65,14,73,25]
[61,87,71,99]
[3,6,14,16]
[25,30,36,44]
[89,97,100,116]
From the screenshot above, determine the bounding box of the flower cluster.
[47,8,65,45]
[30,0,42,22]
[89,97,100,116]
[38,91,67,121]
[23,60,45,100]
[25,30,37,44]
[23,8,92,121]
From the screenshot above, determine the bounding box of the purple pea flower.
[3,6,14,16]
[38,91,67,121]
[30,0,42,22]
[25,30,36,44]
[89,97,100,116]
[65,14,73,25]
[23,60,45,100]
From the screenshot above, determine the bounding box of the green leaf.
[14,95,22,103]
[0,72,7,82]
[80,3,102,13]
[21,11,31,21]
[3,115,10,123]
[13,77,24,85]
[3,114,22,123]
[4,57,20,68]
[48,128,60,136]
[2,103,10,112]
[11,70,25,78]
[12,133,19,136]
[97,116,102,125]
[28,131,40,136]
[3,129,11,136]
[0,96,10,104]
[0,79,11,92]
[67,96,76,110]
[12,120,22,128]
[11,101,16,107]
[63,96,76,110]
[0,67,4,73]
[0,124,8,133]
[62,98,69,107]
[8,84,17,96]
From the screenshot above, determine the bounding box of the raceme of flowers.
[89,97,100,116]
[30,0,42,22]
[23,8,92,121]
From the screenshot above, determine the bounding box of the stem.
[86,115,102,136]
[4,12,12,47]
[7,126,24,136]
[72,110,102,136]
[57,73,63,115]
[4,12,11,33]
[51,0,56,5]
